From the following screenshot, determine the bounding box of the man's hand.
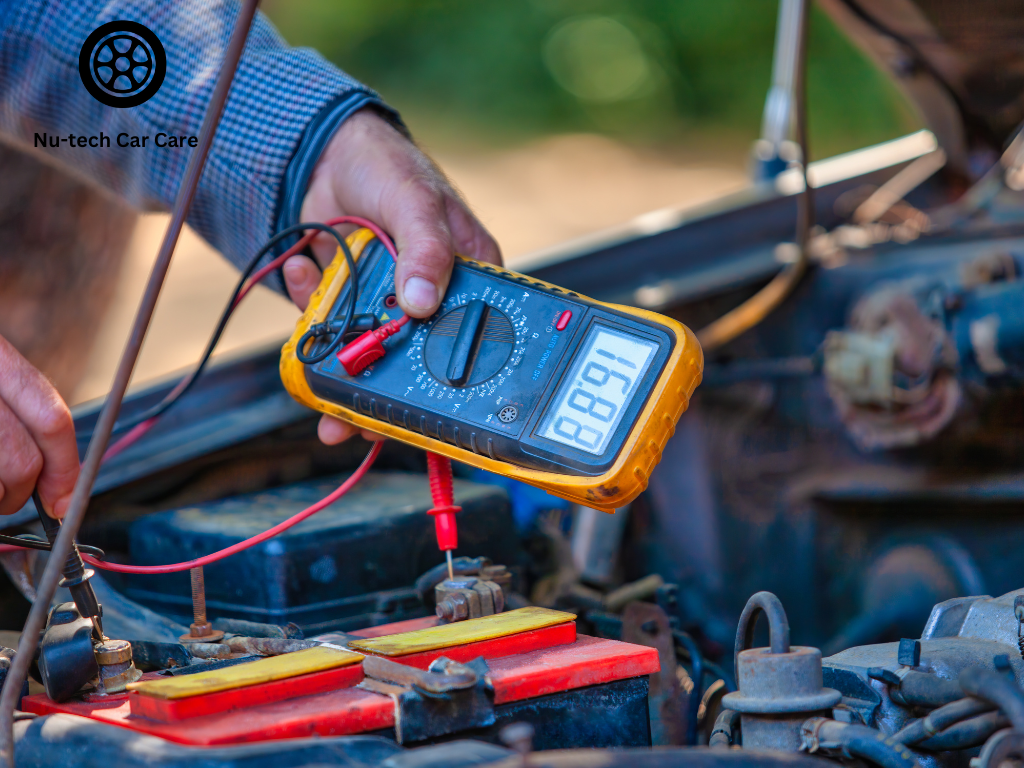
[0,335,78,518]
[283,109,502,445]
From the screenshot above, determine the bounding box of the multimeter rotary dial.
[423,299,515,387]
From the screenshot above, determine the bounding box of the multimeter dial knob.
[424,299,515,387]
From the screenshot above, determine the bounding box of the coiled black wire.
[78,222,353,442]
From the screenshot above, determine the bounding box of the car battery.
[24,607,659,750]
[123,471,520,633]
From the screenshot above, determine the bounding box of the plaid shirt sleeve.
[0,0,398,284]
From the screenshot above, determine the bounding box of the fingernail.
[403,277,439,312]
[283,259,307,285]
[53,496,69,519]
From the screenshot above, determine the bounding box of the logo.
[79,21,166,108]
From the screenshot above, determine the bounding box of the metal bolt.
[641,619,658,634]
[436,592,469,622]
[191,567,207,628]
[179,566,224,644]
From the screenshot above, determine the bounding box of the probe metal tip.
[446,549,454,581]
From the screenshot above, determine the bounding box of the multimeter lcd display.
[537,326,657,455]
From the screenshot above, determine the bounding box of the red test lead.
[425,452,461,580]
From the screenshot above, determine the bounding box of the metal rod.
[0,2,261,763]
[191,566,208,628]
[696,0,811,352]
[446,550,454,582]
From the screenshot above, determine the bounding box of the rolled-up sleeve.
[0,0,397,284]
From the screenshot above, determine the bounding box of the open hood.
[820,0,1024,174]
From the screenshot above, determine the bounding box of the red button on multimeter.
[281,229,703,511]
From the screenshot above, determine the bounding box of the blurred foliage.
[265,0,919,158]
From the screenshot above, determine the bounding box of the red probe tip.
[428,505,461,551]
[426,453,460,553]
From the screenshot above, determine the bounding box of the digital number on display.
[538,326,657,455]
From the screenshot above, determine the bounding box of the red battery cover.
[22,616,658,746]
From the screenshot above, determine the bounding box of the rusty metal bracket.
[360,655,494,743]
[622,601,688,746]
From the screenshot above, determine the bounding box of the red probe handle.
[337,317,409,376]
[426,453,460,552]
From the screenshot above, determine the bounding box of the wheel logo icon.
[498,406,518,424]
[79,21,166,108]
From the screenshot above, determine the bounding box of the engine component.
[801,718,919,768]
[721,592,841,750]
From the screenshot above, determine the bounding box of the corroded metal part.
[723,592,840,751]
[435,572,507,622]
[179,567,225,644]
[224,637,317,656]
[621,600,687,746]
[94,639,141,695]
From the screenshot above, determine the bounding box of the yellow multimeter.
[281,229,703,511]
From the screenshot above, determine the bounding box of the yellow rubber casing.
[281,229,703,512]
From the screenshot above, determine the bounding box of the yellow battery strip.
[127,645,363,700]
[348,606,577,657]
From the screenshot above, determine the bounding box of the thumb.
[386,182,455,318]
[283,254,321,311]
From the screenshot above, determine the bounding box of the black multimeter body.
[302,238,674,477]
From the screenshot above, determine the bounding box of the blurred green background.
[264,0,919,160]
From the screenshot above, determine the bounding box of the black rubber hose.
[916,710,1010,751]
[673,629,704,746]
[704,659,738,693]
[892,697,994,746]
[840,726,921,768]
[816,722,920,768]
[893,671,964,708]
[959,667,1024,731]
[710,708,740,748]
[734,591,790,682]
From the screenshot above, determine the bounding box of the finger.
[445,194,502,266]
[0,398,43,517]
[383,179,455,318]
[308,225,358,269]
[360,429,386,442]
[318,415,360,445]
[0,337,78,518]
[283,254,322,311]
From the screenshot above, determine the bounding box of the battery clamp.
[282,228,704,511]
